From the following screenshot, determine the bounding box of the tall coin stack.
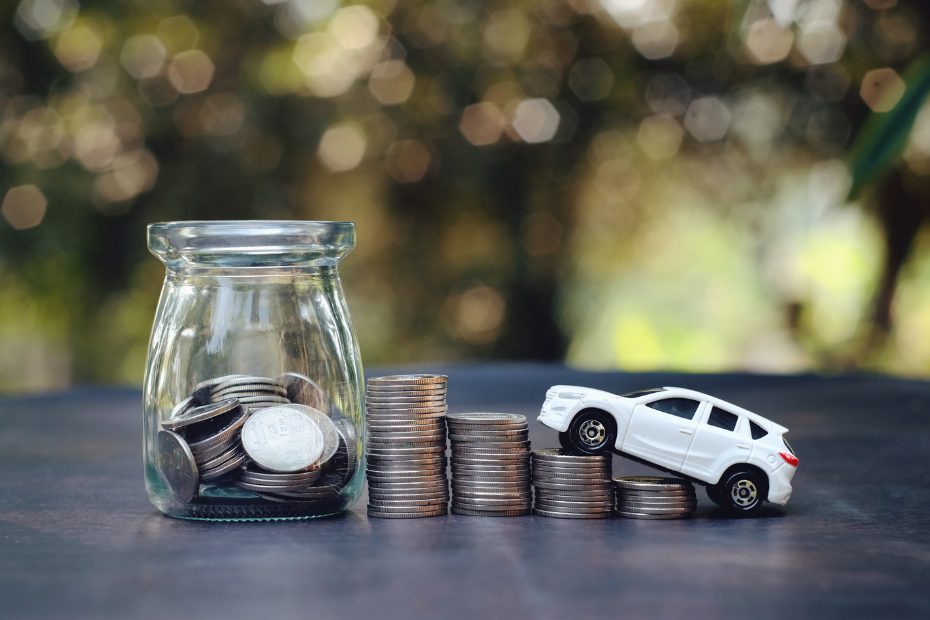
[613,476,697,519]
[365,374,450,519]
[531,449,613,519]
[448,413,532,516]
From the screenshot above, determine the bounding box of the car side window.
[707,407,738,431]
[647,398,700,420]
[749,420,768,440]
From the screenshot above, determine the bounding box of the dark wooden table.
[2,364,929,619]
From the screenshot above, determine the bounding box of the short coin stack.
[613,476,697,519]
[365,375,449,519]
[448,413,531,516]
[531,449,613,519]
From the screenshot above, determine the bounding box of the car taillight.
[779,452,799,467]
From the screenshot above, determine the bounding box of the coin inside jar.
[241,406,325,472]
[162,398,241,431]
[280,404,341,465]
[156,430,199,503]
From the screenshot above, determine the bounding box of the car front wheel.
[713,469,767,514]
[562,409,616,455]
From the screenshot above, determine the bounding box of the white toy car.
[538,386,798,513]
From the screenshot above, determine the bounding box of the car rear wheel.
[713,469,767,514]
[563,409,615,455]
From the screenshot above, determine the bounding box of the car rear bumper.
[766,465,796,505]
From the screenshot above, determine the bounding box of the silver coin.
[193,376,246,393]
[617,490,697,500]
[366,456,446,467]
[212,383,288,397]
[195,442,242,469]
[231,394,291,405]
[449,435,529,444]
[279,404,340,464]
[187,406,249,450]
[190,436,240,462]
[367,508,448,519]
[531,458,610,470]
[366,462,446,473]
[366,428,447,438]
[212,375,280,390]
[367,482,449,492]
[366,423,446,433]
[532,508,610,519]
[612,476,694,491]
[366,403,448,412]
[366,465,446,476]
[157,430,199,503]
[241,406,325,472]
[240,463,322,481]
[447,412,526,424]
[366,447,446,457]
[365,382,447,392]
[535,491,614,501]
[616,500,696,512]
[367,374,447,386]
[451,457,529,466]
[532,449,610,463]
[453,501,532,512]
[615,510,692,520]
[167,396,197,419]
[617,494,697,506]
[365,389,447,399]
[366,394,447,404]
[366,472,447,483]
[454,491,532,502]
[163,398,240,431]
[199,451,248,482]
[533,480,611,491]
[532,471,611,482]
[451,506,530,517]
[278,372,329,412]
[534,499,615,511]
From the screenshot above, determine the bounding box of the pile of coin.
[448,413,532,517]
[156,373,358,508]
[531,449,613,519]
[613,476,697,519]
[365,375,450,519]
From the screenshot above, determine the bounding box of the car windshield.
[621,388,666,399]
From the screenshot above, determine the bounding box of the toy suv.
[538,386,798,513]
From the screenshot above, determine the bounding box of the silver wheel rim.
[578,419,607,448]
[731,479,758,507]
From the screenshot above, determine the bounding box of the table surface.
[1,364,929,620]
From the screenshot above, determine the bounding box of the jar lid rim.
[147,220,356,266]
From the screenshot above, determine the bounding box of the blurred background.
[2,0,930,393]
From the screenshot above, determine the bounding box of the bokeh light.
[2,0,930,391]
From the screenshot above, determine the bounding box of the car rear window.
[708,407,738,431]
[648,398,699,419]
[749,420,768,440]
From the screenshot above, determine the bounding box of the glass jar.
[143,221,364,520]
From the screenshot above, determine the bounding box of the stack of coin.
[365,375,449,519]
[531,449,613,519]
[157,372,358,508]
[448,413,532,517]
[613,476,697,519]
[160,398,250,501]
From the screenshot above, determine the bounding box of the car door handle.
[736,443,750,450]
[678,428,693,435]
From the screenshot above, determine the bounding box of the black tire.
[705,484,725,507]
[713,468,767,514]
[563,409,616,455]
[558,431,573,451]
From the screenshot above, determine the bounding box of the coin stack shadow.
[448,413,532,516]
[613,476,697,519]
[531,449,614,519]
[365,375,450,519]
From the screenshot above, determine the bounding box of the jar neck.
[165,264,341,282]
